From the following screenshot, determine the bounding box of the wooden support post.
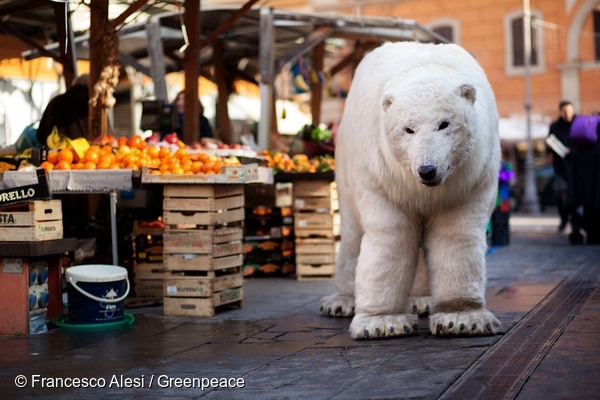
[88,0,109,140]
[213,41,232,143]
[182,0,200,145]
[310,41,325,125]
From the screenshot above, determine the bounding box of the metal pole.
[520,0,540,214]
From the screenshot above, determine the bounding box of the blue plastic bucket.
[65,265,130,324]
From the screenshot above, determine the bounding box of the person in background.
[36,74,91,145]
[568,110,600,245]
[547,100,576,234]
[0,121,42,157]
[173,90,213,140]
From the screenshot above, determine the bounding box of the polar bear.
[320,42,502,339]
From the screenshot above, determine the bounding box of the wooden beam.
[182,0,200,145]
[0,20,63,63]
[213,40,232,143]
[88,0,109,139]
[197,0,261,51]
[310,41,324,125]
[111,0,149,28]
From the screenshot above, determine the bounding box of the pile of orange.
[38,134,239,175]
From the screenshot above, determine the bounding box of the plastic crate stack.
[243,183,295,277]
[161,184,245,317]
[292,180,340,280]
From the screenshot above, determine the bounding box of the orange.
[84,148,100,163]
[202,161,215,173]
[190,161,203,173]
[39,161,54,171]
[46,151,59,165]
[145,145,160,159]
[171,166,185,175]
[212,160,222,174]
[128,135,145,150]
[174,148,188,159]
[158,146,171,159]
[58,148,74,164]
[101,144,113,155]
[55,160,72,170]
[117,136,128,147]
[197,152,209,163]
[84,161,97,170]
[99,152,116,166]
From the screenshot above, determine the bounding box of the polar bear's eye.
[438,121,450,130]
[405,127,415,134]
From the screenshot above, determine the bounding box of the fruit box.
[292,180,337,198]
[2,169,133,192]
[0,200,63,242]
[141,164,259,184]
[163,287,243,317]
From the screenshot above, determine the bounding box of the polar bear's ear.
[382,94,394,112]
[456,84,476,105]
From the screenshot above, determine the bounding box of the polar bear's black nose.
[418,165,437,181]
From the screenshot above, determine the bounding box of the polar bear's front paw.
[429,309,501,336]
[408,296,431,317]
[349,313,419,339]
[320,294,355,317]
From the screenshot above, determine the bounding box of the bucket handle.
[68,276,130,304]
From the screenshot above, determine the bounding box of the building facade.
[311,0,600,121]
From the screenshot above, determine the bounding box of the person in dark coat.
[173,90,213,140]
[36,74,91,145]
[567,112,600,245]
[547,100,576,234]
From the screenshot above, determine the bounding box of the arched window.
[504,10,545,75]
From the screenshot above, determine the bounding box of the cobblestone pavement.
[1,212,599,399]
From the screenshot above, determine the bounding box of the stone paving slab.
[1,213,599,399]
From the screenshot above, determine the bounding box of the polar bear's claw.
[350,313,419,340]
[430,310,501,336]
[409,296,431,317]
[320,294,355,317]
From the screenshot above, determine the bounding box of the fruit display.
[38,134,242,175]
[261,150,335,174]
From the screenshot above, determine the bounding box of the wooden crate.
[134,262,167,280]
[294,212,340,238]
[296,263,335,281]
[295,237,336,280]
[293,196,339,212]
[163,286,244,317]
[163,227,243,255]
[296,252,336,265]
[164,272,243,298]
[134,279,164,299]
[0,200,63,242]
[295,238,336,254]
[164,253,243,273]
[163,184,244,226]
[292,180,336,198]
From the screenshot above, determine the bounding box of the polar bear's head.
[381,80,478,187]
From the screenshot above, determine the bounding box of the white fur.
[320,42,501,339]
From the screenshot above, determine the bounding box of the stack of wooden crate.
[132,221,165,300]
[161,184,245,317]
[292,180,340,280]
